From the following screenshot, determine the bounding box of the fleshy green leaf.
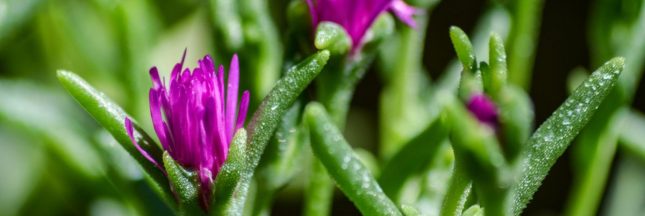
[450,26,482,100]
[304,160,334,216]
[56,70,173,206]
[512,57,624,214]
[449,26,476,72]
[506,0,543,89]
[485,32,508,96]
[245,49,329,171]
[163,152,201,215]
[440,161,472,216]
[212,129,248,215]
[305,102,402,216]
[442,93,511,216]
[379,116,449,201]
[213,51,329,215]
[315,22,351,54]
[497,85,534,161]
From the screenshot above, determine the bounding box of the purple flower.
[125,51,250,207]
[467,93,499,128]
[306,0,419,52]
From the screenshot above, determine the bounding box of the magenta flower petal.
[307,0,420,51]
[467,94,499,128]
[125,51,250,208]
[225,54,239,141]
[236,90,250,131]
[389,0,419,28]
[125,118,162,170]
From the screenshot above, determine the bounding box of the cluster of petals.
[125,51,249,205]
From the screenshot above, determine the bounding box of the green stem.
[304,160,335,216]
[305,103,402,216]
[379,14,431,159]
[506,0,544,89]
[305,39,377,216]
[440,161,472,216]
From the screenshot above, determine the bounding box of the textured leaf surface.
[163,152,201,215]
[305,103,402,216]
[449,26,476,71]
[212,130,248,216]
[56,70,173,205]
[212,51,329,215]
[512,58,624,214]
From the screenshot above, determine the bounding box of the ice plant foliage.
[124,51,250,207]
[306,0,418,51]
[467,93,499,128]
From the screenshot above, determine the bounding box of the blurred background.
[0,0,643,215]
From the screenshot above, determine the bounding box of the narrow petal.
[170,49,188,82]
[125,118,163,170]
[149,89,170,151]
[236,90,250,131]
[225,54,240,140]
[306,0,319,27]
[150,67,164,90]
[389,0,419,28]
[199,167,214,210]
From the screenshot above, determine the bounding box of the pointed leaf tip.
[512,57,625,215]
[449,26,476,71]
[305,102,402,216]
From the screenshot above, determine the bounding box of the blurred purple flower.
[306,0,419,51]
[125,51,250,207]
[467,93,499,128]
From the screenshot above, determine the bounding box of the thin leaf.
[449,26,476,72]
[506,0,544,89]
[497,85,534,161]
[485,32,508,96]
[212,129,249,216]
[213,51,330,215]
[56,70,173,205]
[163,152,201,215]
[305,102,402,216]
[439,161,472,216]
[379,116,449,201]
[511,57,624,214]
[304,160,334,216]
[443,93,510,216]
